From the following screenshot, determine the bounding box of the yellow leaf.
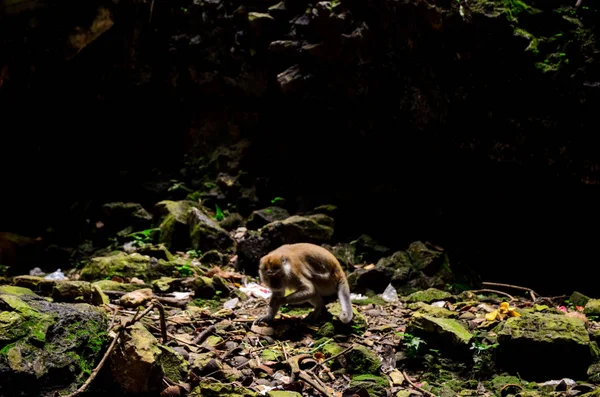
[485,310,498,321]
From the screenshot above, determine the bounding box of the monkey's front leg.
[253,291,285,325]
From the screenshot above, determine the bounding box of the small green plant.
[471,339,499,354]
[271,196,285,204]
[130,229,154,248]
[186,250,202,258]
[398,332,426,357]
[214,204,224,221]
[176,263,194,277]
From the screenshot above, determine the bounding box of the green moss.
[260,349,283,361]
[352,295,388,306]
[404,288,452,303]
[352,374,388,387]
[0,285,36,296]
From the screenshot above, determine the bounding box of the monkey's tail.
[337,279,354,324]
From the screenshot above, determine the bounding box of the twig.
[152,299,168,344]
[469,289,515,302]
[482,282,539,300]
[280,342,289,362]
[299,371,332,397]
[192,325,216,345]
[501,383,524,392]
[402,370,437,397]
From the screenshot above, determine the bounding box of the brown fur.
[255,243,353,324]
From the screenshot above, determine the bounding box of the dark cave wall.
[2,0,600,295]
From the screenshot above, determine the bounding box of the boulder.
[494,312,592,380]
[0,289,108,396]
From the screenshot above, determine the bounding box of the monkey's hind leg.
[303,295,325,324]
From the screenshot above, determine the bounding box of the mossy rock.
[408,302,456,318]
[320,341,345,357]
[584,299,600,316]
[188,207,236,253]
[493,312,592,380]
[403,288,453,303]
[346,374,389,397]
[259,214,335,246]
[0,285,35,296]
[267,391,302,397]
[157,344,188,383]
[109,322,164,393]
[246,206,290,230]
[190,381,258,396]
[0,292,108,396]
[80,252,178,281]
[154,200,199,251]
[332,345,381,375]
[406,313,473,357]
[92,279,151,293]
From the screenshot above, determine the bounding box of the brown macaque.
[254,243,353,325]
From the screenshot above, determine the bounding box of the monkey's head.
[259,254,286,290]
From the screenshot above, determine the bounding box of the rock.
[194,276,216,298]
[119,288,154,308]
[570,291,591,307]
[200,250,227,266]
[493,312,592,380]
[404,288,453,303]
[247,12,275,36]
[0,291,108,396]
[135,244,174,261]
[101,202,153,231]
[11,275,54,291]
[407,241,448,276]
[333,345,381,375]
[157,345,188,383]
[260,214,334,246]
[321,242,357,269]
[220,213,244,231]
[344,374,389,397]
[189,381,258,396]
[92,279,151,292]
[234,231,270,275]
[276,64,311,94]
[349,234,391,264]
[269,40,300,55]
[49,281,109,305]
[79,252,178,281]
[246,206,290,230]
[407,302,456,318]
[268,391,302,397]
[154,200,199,251]
[235,187,260,216]
[0,285,35,296]
[584,299,600,316]
[188,207,235,252]
[348,250,413,294]
[309,204,338,217]
[10,277,108,305]
[407,313,473,357]
[110,322,164,393]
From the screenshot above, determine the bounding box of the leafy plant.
[176,263,194,277]
[214,204,224,221]
[398,332,426,357]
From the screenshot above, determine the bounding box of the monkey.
[253,243,353,325]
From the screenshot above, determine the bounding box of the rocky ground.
[1,158,600,397]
